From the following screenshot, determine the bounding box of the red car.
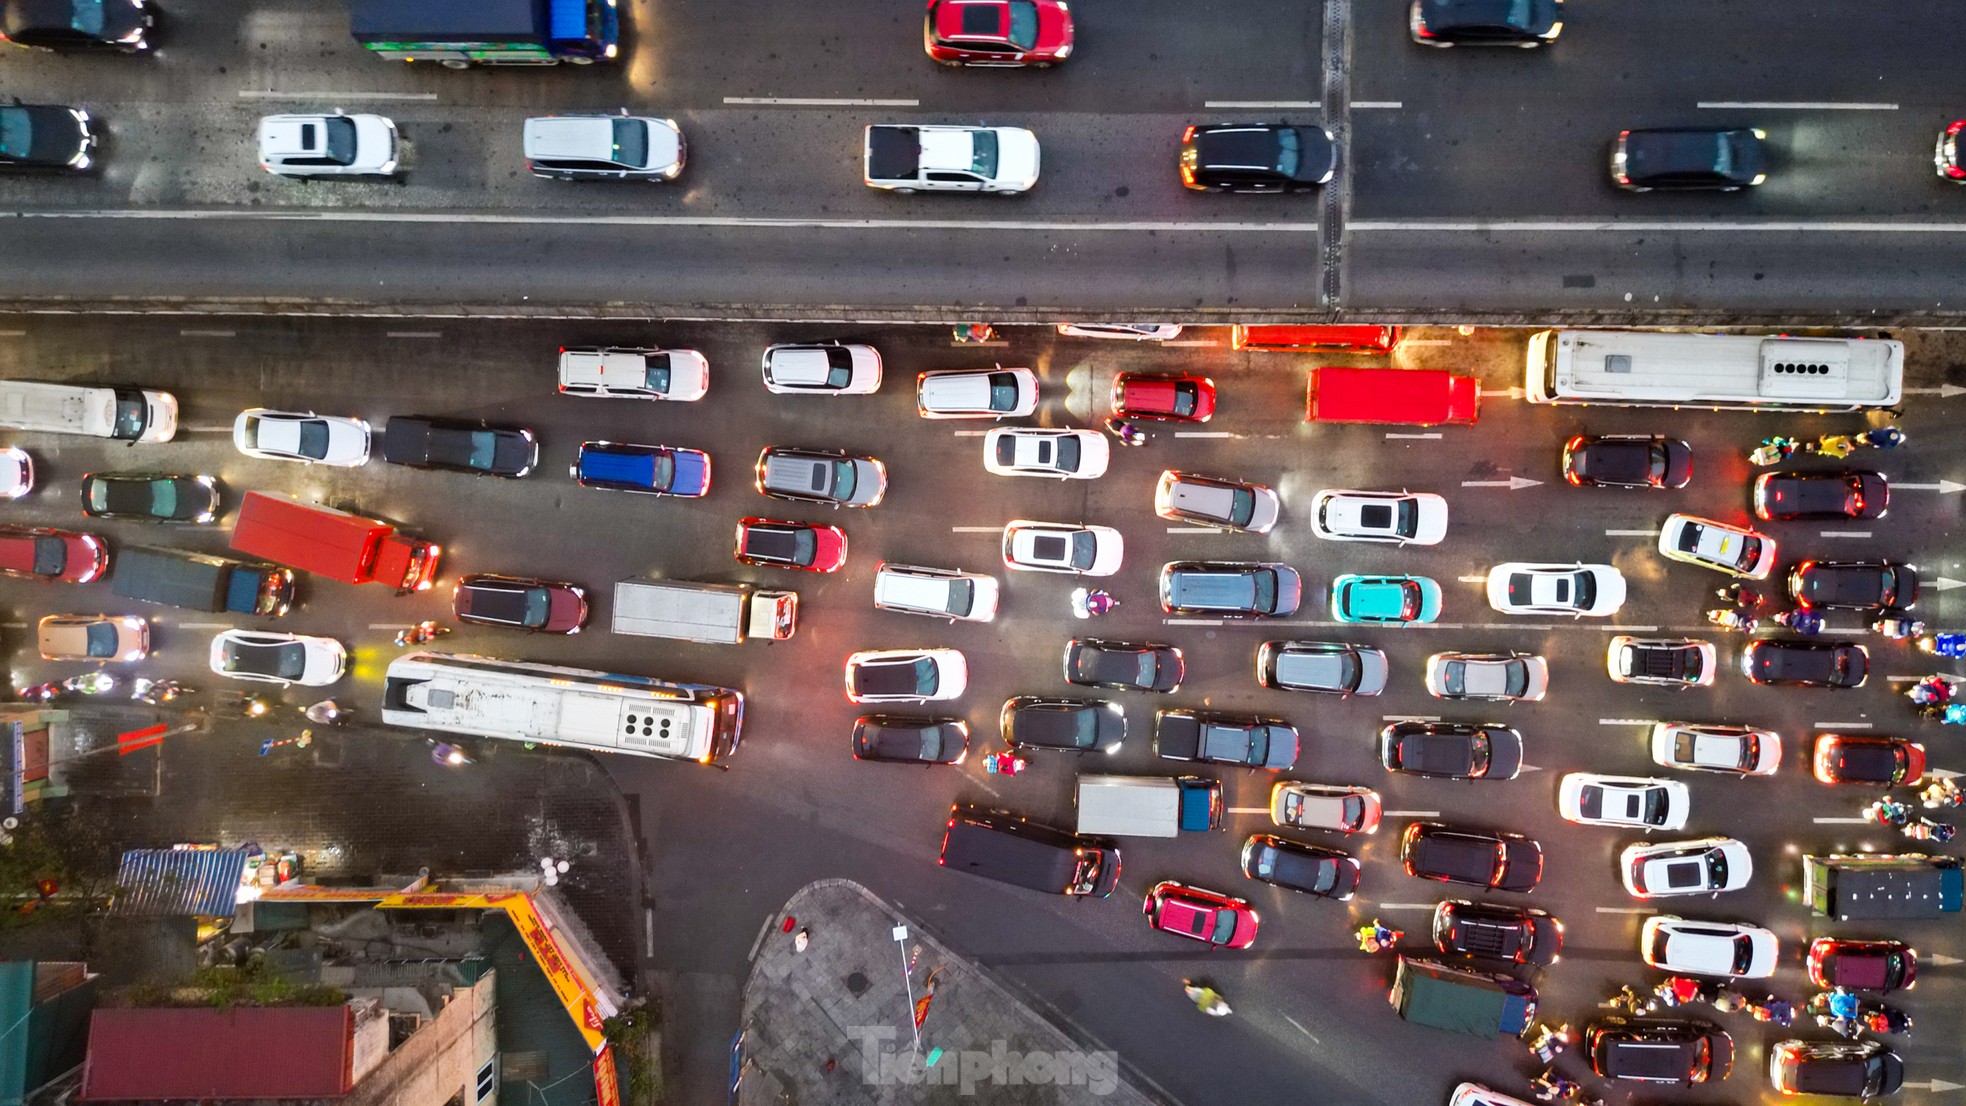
[1111,372,1216,423]
[1812,733,1925,787]
[0,525,107,583]
[735,517,848,573]
[923,0,1073,67]
[1807,938,1917,993]
[1142,880,1258,949]
[452,573,588,634]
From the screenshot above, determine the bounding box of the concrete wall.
[343,972,498,1106]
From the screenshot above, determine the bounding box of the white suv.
[873,563,1001,622]
[524,114,685,181]
[257,113,398,178]
[558,347,708,401]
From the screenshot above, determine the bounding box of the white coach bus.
[381,651,744,765]
[1526,330,1903,411]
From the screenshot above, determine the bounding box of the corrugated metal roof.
[109,849,251,918]
[80,1007,352,1100]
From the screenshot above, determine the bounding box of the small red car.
[923,0,1073,67]
[0,524,107,583]
[1112,372,1216,423]
[735,517,848,573]
[1142,880,1258,949]
[1812,733,1925,787]
[1807,938,1917,993]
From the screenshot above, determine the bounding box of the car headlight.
[68,152,91,170]
[71,109,90,125]
[1750,173,1767,186]
[1054,41,1072,58]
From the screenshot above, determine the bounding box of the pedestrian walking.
[793,926,811,953]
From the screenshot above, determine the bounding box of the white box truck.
[1074,775,1222,838]
[611,580,796,645]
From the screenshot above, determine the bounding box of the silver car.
[1257,640,1387,696]
[1425,652,1549,702]
[1270,782,1382,834]
[256,113,398,178]
[524,113,685,181]
[755,447,886,508]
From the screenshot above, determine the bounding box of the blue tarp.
[110,848,251,918]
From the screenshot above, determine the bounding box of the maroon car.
[0,525,107,583]
[452,573,588,634]
[1807,938,1917,993]
[1111,372,1216,423]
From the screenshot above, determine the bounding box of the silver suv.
[755,447,886,508]
[523,113,685,181]
[872,563,1000,622]
[1154,471,1280,534]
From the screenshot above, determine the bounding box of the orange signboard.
[593,1045,620,1106]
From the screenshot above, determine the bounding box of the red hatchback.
[735,517,848,573]
[923,0,1073,66]
[0,525,107,583]
[1142,880,1258,949]
[1112,372,1216,423]
[1812,733,1925,787]
[1807,938,1917,992]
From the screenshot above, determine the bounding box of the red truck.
[229,491,440,594]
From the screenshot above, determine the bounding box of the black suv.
[1400,822,1542,892]
[1062,639,1184,693]
[1431,900,1562,966]
[382,416,539,478]
[1560,434,1692,489]
[1159,561,1302,618]
[1588,1018,1732,1086]
[1,0,152,52]
[1741,639,1869,689]
[1239,835,1358,900]
[851,716,969,765]
[1000,697,1125,755]
[1754,469,1888,521]
[1612,128,1767,192]
[1770,1040,1903,1098]
[1790,559,1917,612]
[1179,124,1336,193]
[1379,721,1523,780]
[0,104,97,172]
[1410,0,1562,45]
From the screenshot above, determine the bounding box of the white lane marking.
[1896,480,1966,493]
[1165,618,1227,626]
[1385,432,1442,440]
[238,89,439,101]
[1204,100,1317,109]
[1461,476,1541,490]
[1887,675,1923,682]
[386,330,442,339]
[1604,626,1660,632]
[1815,721,1873,729]
[1174,431,1237,438]
[179,425,233,433]
[1382,714,1441,722]
[0,621,24,629]
[177,622,231,629]
[0,331,24,338]
[1698,100,1897,110]
[1261,619,1625,632]
[1820,530,1872,539]
[1352,101,1404,109]
[951,430,989,437]
[950,526,999,533]
[1354,218,1966,233]
[1165,527,1221,534]
[1282,1015,1319,1043]
[1225,806,1270,815]
[1456,574,1485,583]
[1163,340,1220,347]
[367,622,409,629]
[1814,817,1874,825]
[1595,906,1649,915]
[1373,902,1439,911]
[1599,718,1658,726]
[1478,386,1525,398]
[1901,386,1966,399]
[23,208,1326,233]
[1606,528,1659,537]
[948,340,1009,348]
[179,329,235,337]
[725,96,919,107]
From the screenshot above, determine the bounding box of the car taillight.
[1181,126,1195,144]
[1949,120,1966,136]
[1949,165,1966,180]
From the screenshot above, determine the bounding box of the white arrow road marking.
[1599,718,1658,726]
[1926,953,1963,967]
[1595,906,1650,915]
[1899,1079,1965,1092]
[1933,577,1966,592]
[1895,480,1966,494]
[1518,763,1545,773]
[1460,476,1543,490]
[1901,384,1966,398]
[1932,768,1962,780]
[1385,432,1443,440]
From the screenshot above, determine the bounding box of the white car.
[1486,562,1626,617]
[37,613,148,661]
[209,630,346,687]
[844,648,969,703]
[1448,1084,1538,1106]
[1640,915,1779,979]
[1270,781,1382,835]
[982,428,1109,479]
[557,347,708,402]
[1658,514,1778,580]
[1557,773,1690,831]
[1423,652,1549,702]
[523,114,685,181]
[0,446,32,498]
[872,563,1001,622]
[863,124,1039,193]
[1650,722,1782,776]
[233,409,372,467]
[256,113,398,178]
[1606,636,1718,688]
[1001,520,1123,576]
[1621,837,1754,898]
[1309,489,1448,545]
[761,343,882,395]
[917,367,1039,419]
[1056,324,1184,341]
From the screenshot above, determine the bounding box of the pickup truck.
[863,124,1040,194]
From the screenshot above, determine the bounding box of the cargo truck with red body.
[229,491,440,594]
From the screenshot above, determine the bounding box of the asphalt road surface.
[1,0,1964,320]
[0,317,1963,1104]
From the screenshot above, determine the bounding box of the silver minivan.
[872,563,1000,622]
[0,380,178,442]
[1154,470,1280,533]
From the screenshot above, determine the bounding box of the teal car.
[1331,574,1442,625]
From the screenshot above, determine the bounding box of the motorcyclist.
[1181,979,1230,1016]
[304,700,348,725]
[1917,631,1966,657]
[1103,417,1147,446]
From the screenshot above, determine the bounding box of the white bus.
[381,652,743,765]
[1526,330,1903,411]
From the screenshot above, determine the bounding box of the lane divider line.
[238,89,439,101]
[725,96,920,107]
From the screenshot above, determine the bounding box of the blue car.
[572,441,710,498]
[1331,574,1442,624]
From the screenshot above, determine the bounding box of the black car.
[1560,434,1692,489]
[1179,124,1336,193]
[0,104,96,172]
[1,0,152,51]
[79,471,218,523]
[1400,822,1542,892]
[382,416,539,478]
[1159,561,1302,618]
[1432,900,1562,966]
[451,573,588,634]
[1741,639,1869,689]
[1239,834,1358,900]
[1754,469,1887,521]
[1790,559,1917,612]
[1587,1017,1732,1086]
[851,716,969,765]
[1769,1040,1903,1098]
[1000,696,1125,755]
[1410,0,1562,45]
[1154,709,1299,770]
[1378,722,1523,780]
[1063,639,1183,693]
[1612,128,1767,192]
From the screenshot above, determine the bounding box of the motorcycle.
[17,681,61,703]
[1070,587,1117,619]
[62,672,117,695]
[131,678,191,705]
[304,700,349,725]
[395,621,450,648]
[1918,632,1966,658]
[1704,608,1758,634]
[1103,417,1148,447]
[1806,992,1912,1038]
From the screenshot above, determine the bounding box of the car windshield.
[1443,665,1465,696]
[1571,572,1595,610]
[831,459,858,499]
[1251,572,1277,611]
[148,479,177,516]
[1706,849,1729,888]
[83,622,117,658]
[987,373,1019,412]
[790,529,817,561]
[0,109,30,159]
[1005,0,1040,48]
[1210,907,1239,944]
[1245,726,1272,764]
[1643,788,1668,825]
[318,117,359,165]
[69,0,106,35]
[294,420,331,459]
[522,589,550,625]
[112,393,148,439]
[1730,935,1757,975]
[1225,487,1256,526]
[464,431,498,470]
[642,356,672,392]
[227,639,304,678]
[823,348,853,387]
[1272,127,1300,176]
[1053,436,1080,471]
[611,118,649,168]
[31,537,64,576]
[970,130,999,177]
[1069,531,1096,569]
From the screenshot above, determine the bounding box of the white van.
[873,563,1000,622]
[0,380,177,442]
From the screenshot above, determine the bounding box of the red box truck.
[1305,366,1479,427]
[229,491,440,594]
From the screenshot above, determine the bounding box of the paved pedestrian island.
[735,880,1160,1105]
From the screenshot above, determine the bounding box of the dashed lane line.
[386,331,443,339]
[1599,718,1658,726]
[1163,339,1220,347]
[950,526,1000,533]
[1383,811,1440,818]
[1606,529,1660,537]
[238,89,439,101]
[1698,101,1897,110]
[1595,907,1649,915]
[1815,721,1874,729]
[1204,100,1317,109]
[1820,531,1872,539]
[724,96,920,107]
[1385,432,1441,440]
[1352,101,1404,109]
[1814,817,1873,825]
[1354,218,1966,233]
[1166,527,1221,534]
[179,329,235,337]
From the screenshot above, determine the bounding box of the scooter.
[1918,632,1966,658]
[395,621,450,648]
[62,672,116,695]
[17,681,61,703]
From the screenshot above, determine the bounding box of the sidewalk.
[735,880,1161,1106]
